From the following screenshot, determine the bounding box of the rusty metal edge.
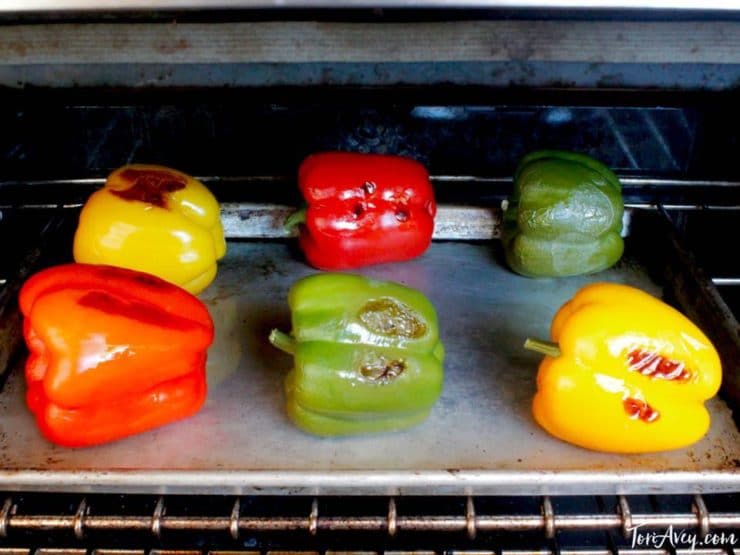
[657,207,740,423]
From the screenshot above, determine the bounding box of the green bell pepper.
[269,273,444,436]
[502,150,624,277]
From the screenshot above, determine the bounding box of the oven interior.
[0,14,739,552]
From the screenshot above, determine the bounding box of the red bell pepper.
[286,152,437,269]
[19,263,214,447]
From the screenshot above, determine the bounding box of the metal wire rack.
[0,176,739,285]
[0,494,738,540]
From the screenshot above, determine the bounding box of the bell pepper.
[527,282,722,453]
[285,152,436,269]
[502,150,624,277]
[269,273,444,436]
[73,164,226,295]
[19,263,214,447]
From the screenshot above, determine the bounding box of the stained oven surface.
[0,4,738,554]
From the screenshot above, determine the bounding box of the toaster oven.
[0,3,738,554]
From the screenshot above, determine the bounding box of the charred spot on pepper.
[627,349,692,382]
[90,266,170,289]
[360,354,406,384]
[112,168,187,208]
[362,181,377,195]
[395,209,409,222]
[353,203,365,218]
[130,272,171,289]
[358,297,427,338]
[623,397,660,423]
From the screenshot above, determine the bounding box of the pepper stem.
[269,329,296,355]
[523,338,561,358]
[284,208,307,231]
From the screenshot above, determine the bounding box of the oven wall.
[1,16,740,90]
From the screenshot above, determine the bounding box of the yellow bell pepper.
[73,164,226,294]
[528,283,722,453]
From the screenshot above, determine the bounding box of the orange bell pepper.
[19,263,214,447]
[528,283,722,453]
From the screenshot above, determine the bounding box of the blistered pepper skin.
[20,263,214,447]
[531,283,722,453]
[270,273,444,436]
[503,150,624,277]
[73,164,226,294]
[290,152,436,270]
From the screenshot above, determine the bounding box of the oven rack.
[0,495,738,540]
[0,177,739,252]
[2,177,740,212]
[1,176,739,287]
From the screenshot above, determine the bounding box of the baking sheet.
[0,241,738,495]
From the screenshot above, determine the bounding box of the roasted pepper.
[527,283,722,453]
[20,263,214,447]
[73,164,226,294]
[269,273,444,436]
[286,152,436,269]
[502,150,624,277]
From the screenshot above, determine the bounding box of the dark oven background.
[1,87,739,314]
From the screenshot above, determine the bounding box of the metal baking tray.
[0,217,738,496]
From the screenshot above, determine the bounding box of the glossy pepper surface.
[269,273,444,436]
[529,283,722,453]
[287,152,436,269]
[73,164,226,294]
[502,150,624,277]
[20,263,214,447]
